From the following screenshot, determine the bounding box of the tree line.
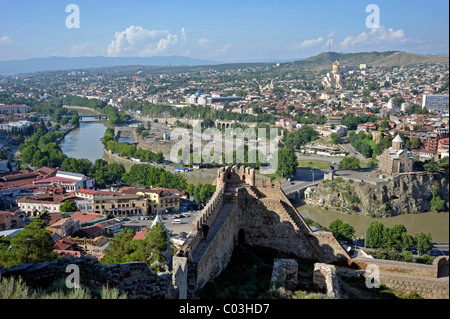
[102,128,164,163]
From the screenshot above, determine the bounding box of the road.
[281,168,324,195]
[296,155,343,163]
[340,142,367,161]
[281,160,385,196]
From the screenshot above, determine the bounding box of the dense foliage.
[100,223,168,272]
[365,221,433,253]
[122,164,187,190]
[0,219,58,269]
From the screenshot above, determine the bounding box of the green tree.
[400,232,415,251]
[276,148,298,178]
[389,224,408,249]
[330,133,341,145]
[59,117,69,125]
[424,159,440,175]
[59,200,78,213]
[61,157,92,175]
[186,183,195,196]
[366,221,385,248]
[192,184,216,206]
[4,219,57,267]
[414,232,433,253]
[100,228,137,265]
[133,223,168,271]
[339,156,361,170]
[329,219,355,241]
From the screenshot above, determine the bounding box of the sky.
[0,0,448,62]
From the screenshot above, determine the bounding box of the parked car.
[172,219,182,224]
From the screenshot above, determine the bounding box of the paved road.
[334,167,385,185]
[340,142,367,161]
[281,164,385,196]
[296,155,343,163]
[281,168,324,195]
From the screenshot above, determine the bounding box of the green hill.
[283,51,449,71]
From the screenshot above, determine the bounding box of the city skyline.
[0,0,449,63]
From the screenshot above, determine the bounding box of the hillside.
[283,51,449,71]
[371,51,450,67]
[310,173,449,217]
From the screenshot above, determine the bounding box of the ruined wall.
[0,256,175,299]
[313,263,342,298]
[351,256,449,299]
[172,256,188,299]
[352,257,438,278]
[379,273,449,299]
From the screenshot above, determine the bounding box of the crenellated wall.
[173,166,352,298]
[215,165,255,186]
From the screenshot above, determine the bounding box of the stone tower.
[214,166,255,187]
[392,134,404,151]
[332,60,340,73]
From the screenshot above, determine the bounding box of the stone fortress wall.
[173,166,351,298]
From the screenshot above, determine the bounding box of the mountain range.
[0,51,448,76]
[0,56,220,76]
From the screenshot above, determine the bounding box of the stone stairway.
[278,200,322,259]
[246,185,263,199]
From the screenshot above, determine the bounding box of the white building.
[322,60,343,90]
[33,171,96,192]
[0,120,32,133]
[422,94,449,114]
[0,104,30,114]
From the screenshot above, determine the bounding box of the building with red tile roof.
[0,211,22,231]
[70,211,107,226]
[0,167,57,194]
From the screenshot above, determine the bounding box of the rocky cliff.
[310,173,449,217]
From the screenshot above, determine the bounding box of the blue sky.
[0,0,448,62]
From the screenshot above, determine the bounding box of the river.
[297,203,449,243]
[59,118,109,164]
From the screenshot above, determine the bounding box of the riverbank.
[297,203,449,243]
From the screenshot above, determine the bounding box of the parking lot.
[121,211,200,239]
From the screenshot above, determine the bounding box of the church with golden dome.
[322,60,343,90]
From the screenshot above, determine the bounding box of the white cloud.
[69,42,105,57]
[197,38,212,46]
[0,36,12,45]
[215,44,230,56]
[181,27,188,42]
[340,26,407,49]
[291,36,324,50]
[107,25,186,57]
